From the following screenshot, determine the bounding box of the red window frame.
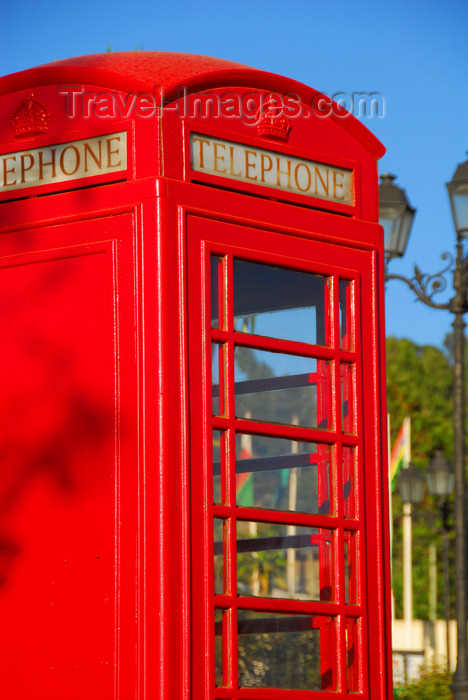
[188,214,378,699]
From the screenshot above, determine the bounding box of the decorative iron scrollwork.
[385,251,454,310]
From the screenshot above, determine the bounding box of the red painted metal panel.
[0,215,140,698]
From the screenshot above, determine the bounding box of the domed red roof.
[0,51,384,158]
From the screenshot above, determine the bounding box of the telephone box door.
[188,214,385,698]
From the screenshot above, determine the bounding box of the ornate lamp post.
[427,451,455,670]
[380,157,468,699]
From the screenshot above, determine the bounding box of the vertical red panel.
[0,216,139,698]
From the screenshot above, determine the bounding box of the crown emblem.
[256,94,291,141]
[10,93,50,138]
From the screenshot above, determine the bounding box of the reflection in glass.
[344,532,358,605]
[213,430,223,504]
[234,347,330,429]
[341,363,354,434]
[233,259,329,346]
[339,279,352,351]
[211,255,223,329]
[234,434,331,515]
[214,518,225,595]
[237,610,334,690]
[212,342,225,416]
[215,609,224,687]
[343,446,356,518]
[236,521,333,601]
[346,617,360,692]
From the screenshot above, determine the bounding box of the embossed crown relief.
[10,93,50,138]
[256,93,291,142]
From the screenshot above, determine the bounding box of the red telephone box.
[0,52,391,698]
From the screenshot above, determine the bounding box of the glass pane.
[451,186,468,234]
[341,362,354,434]
[213,430,223,504]
[214,518,225,595]
[237,521,334,601]
[339,279,352,351]
[233,259,329,346]
[346,617,360,691]
[211,255,223,329]
[344,532,358,605]
[235,434,331,515]
[215,609,224,687]
[212,342,225,416]
[343,446,356,518]
[237,610,335,690]
[234,347,330,429]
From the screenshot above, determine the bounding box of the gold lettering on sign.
[38,149,56,181]
[314,167,329,197]
[260,153,273,183]
[276,157,291,189]
[245,150,257,181]
[192,136,210,170]
[20,154,34,183]
[294,163,311,193]
[84,141,102,171]
[106,136,122,168]
[3,156,16,186]
[213,142,226,174]
[0,132,127,193]
[333,170,344,199]
[229,145,241,177]
[190,133,353,206]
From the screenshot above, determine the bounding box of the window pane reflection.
[234,347,330,429]
[211,255,223,329]
[345,532,358,605]
[213,430,224,505]
[237,610,335,690]
[343,446,356,518]
[339,279,352,351]
[212,342,225,416]
[341,362,354,434]
[346,617,360,692]
[234,434,331,515]
[214,518,225,595]
[215,609,224,687]
[233,259,328,346]
[236,521,333,601]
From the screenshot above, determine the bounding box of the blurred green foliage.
[395,662,452,699]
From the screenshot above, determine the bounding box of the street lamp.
[396,463,425,635]
[379,173,416,263]
[381,159,468,699]
[447,154,468,237]
[427,451,455,671]
[398,462,426,506]
[426,450,455,499]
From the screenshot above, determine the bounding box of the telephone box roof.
[0,51,385,159]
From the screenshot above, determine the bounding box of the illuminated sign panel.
[191,132,353,206]
[0,131,127,193]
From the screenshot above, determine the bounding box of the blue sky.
[2,0,467,349]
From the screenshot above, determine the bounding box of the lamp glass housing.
[426,451,455,498]
[379,173,416,259]
[398,463,425,505]
[380,205,415,258]
[448,179,468,236]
